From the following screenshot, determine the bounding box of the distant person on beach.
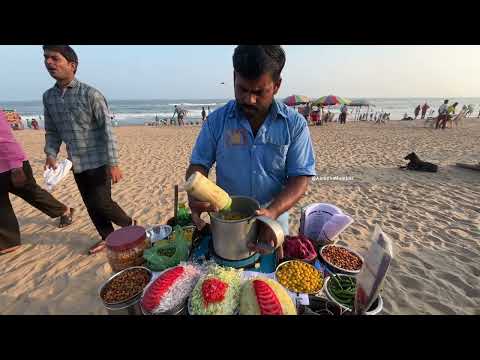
[207,106,211,116]
[339,104,347,124]
[31,118,39,130]
[0,111,74,255]
[304,103,311,122]
[436,99,449,129]
[26,119,32,128]
[447,102,458,118]
[201,107,206,122]
[171,106,178,125]
[414,104,421,119]
[186,45,316,251]
[42,45,134,255]
[370,113,373,121]
[421,102,430,119]
[178,108,185,126]
[172,105,185,126]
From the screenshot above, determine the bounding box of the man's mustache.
[240,104,258,112]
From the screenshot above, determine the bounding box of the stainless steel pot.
[209,196,285,261]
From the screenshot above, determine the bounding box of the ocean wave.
[168,103,217,107]
[113,110,203,120]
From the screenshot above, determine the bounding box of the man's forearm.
[185,164,209,181]
[267,176,311,219]
[44,132,62,159]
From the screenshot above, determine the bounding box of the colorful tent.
[283,94,311,106]
[312,95,352,106]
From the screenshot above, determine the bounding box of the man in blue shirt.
[186,45,316,255]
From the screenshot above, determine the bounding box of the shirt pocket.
[259,140,288,176]
[68,101,94,130]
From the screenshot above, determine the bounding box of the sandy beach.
[1,119,479,315]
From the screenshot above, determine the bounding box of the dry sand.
[1,119,479,315]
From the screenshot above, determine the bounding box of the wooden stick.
[174,185,179,220]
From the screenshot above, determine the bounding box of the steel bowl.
[146,225,172,244]
[323,274,383,315]
[319,244,364,275]
[274,260,324,295]
[99,266,153,307]
[298,295,342,316]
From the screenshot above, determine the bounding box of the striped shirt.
[43,78,118,173]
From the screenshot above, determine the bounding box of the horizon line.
[2,96,480,103]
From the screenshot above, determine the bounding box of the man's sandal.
[0,245,22,256]
[88,240,106,255]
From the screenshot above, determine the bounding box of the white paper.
[43,159,72,192]
[354,225,393,314]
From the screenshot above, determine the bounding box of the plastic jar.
[106,226,149,273]
[184,171,232,211]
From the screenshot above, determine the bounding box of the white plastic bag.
[43,159,72,192]
[299,203,353,246]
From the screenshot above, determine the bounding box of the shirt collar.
[55,78,79,90]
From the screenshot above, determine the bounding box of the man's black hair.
[43,45,78,74]
[444,99,449,103]
[232,45,286,82]
[43,45,78,63]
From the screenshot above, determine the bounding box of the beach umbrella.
[312,95,351,123]
[312,95,352,106]
[283,94,311,106]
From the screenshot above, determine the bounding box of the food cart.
[98,194,392,316]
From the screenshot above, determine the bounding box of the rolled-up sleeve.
[90,90,119,166]
[286,115,316,177]
[43,94,62,159]
[190,119,217,171]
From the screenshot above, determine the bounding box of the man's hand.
[109,166,123,184]
[247,208,284,257]
[44,156,57,170]
[11,167,28,188]
[188,197,218,230]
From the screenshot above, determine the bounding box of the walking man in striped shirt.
[42,45,134,255]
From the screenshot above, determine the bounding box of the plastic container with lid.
[106,226,149,273]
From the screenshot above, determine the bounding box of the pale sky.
[0,45,479,101]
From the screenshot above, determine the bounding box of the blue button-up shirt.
[190,99,316,207]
